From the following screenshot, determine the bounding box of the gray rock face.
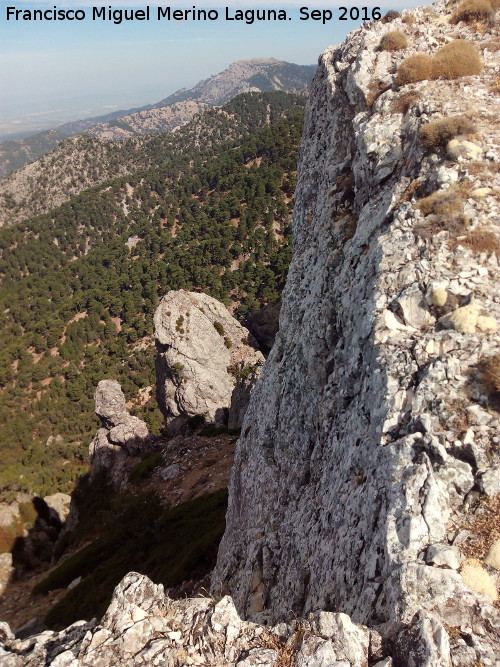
[0,573,382,666]
[212,1,500,663]
[228,363,263,431]
[89,380,149,469]
[154,290,264,432]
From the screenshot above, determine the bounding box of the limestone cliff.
[213,1,500,663]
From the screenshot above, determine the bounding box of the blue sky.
[0,1,426,138]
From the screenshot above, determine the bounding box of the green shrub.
[395,54,434,86]
[419,115,476,148]
[432,40,482,80]
[379,30,408,52]
[175,315,184,333]
[213,321,225,336]
[18,501,37,527]
[224,337,233,349]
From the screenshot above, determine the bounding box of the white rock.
[426,544,462,570]
[154,290,263,432]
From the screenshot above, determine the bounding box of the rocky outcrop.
[0,572,385,666]
[213,1,500,663]
[43,494,71,526]
[89,380,149,475]
[154,291,264,433]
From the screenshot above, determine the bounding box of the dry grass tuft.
[459,494,500,559]
[419,115,476,149]
[396,40,482,87]
[402,14,417,24]
[0,522,23,554]
[480,354,500,398]
[379,30,408,51]
[391,89,422,114]
[383,9,401,22]
[432,40,483,79]
[366,79,391,107]
[417,190,464,216]
[396,54,434,86]
[450,0,495,24]
[450,228,500,255]
[482,39,500,51]
[262,626,306,667]
[415,214,467,239]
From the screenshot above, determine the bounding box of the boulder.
[154,290,264,433]
[89,380,149,473]
[43,493,71,524]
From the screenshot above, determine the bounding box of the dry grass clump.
[419,115,476,148]
[383,9,401,22]
[459,495,500,559]
[480,354,500,398]
[415,187,469,239]
[482,39,500,51]
[391,89,422,114]
[417,190,463,216]
[396,40,482,87]
[450,228,500,254]
[414,213,467,239]
[366,78,391,107]
[432,40,483,79]
[402,14,417,24]
[380,30,409,51]
[450,0,495,24]
[395,54,434,85]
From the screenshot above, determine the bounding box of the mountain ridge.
[0,59,314,179]
[0,91,305,227]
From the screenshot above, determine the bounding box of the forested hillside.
[0,92,304,228]
[0,93,303,500]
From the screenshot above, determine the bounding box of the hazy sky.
[0,1,426,138]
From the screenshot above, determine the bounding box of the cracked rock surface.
[213,1,500,663]
[0,573,382,666]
